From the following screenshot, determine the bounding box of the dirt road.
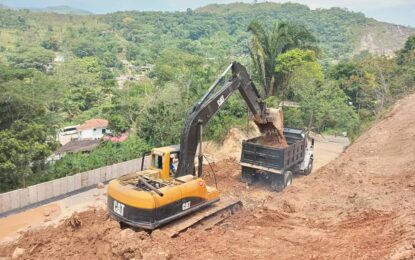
[1,93,415,259]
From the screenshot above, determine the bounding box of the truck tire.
[284,171,293,187]
[271,171,293,192]
[270,174,285,192]
[303,160,313,176]
[241,167,255,185]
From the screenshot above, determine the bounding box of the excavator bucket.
[254,108,287,146]
[266,108,284,132]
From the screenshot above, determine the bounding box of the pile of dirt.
[0,209,163,259]
[155,94,415,259]
[255,134,288,148]
[204,126,259,162]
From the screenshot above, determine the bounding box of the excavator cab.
[149,146,180,181]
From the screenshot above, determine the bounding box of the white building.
[77,119,110,140]
[58,124,80,146]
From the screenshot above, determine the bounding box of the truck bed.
[240,128,306,173]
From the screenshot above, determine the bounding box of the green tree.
[248,20,317,97]
[108,114,130,135]
[0,121,57,191]
[397,35,415,65]
[298,81,359,134]
[7,47,55,72]
[41,37,60,51]
[328,61,376,116]
[108,81,156,126]
[138,98,185,147]
[275,48,323,99]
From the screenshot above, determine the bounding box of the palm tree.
[248,20,318,97]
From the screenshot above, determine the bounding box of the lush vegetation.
[0,3,414,192]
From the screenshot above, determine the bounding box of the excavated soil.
[1,94,415,259]
[254,134,289,148]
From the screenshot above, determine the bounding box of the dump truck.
[240,128,314,192]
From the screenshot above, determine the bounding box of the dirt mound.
[254,134,288,147]
[0,209,159,259]
[168,93,415,259]
[204,126,259,162]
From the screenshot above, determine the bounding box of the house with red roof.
[76,119,110,140]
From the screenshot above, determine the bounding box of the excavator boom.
[176,61,285,177]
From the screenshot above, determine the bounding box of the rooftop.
[77,119,108,131]
[55,139,100,154]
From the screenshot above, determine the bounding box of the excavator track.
[160,198,242,237]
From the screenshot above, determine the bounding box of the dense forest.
[0,2,414,192]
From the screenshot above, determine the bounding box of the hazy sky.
[1,0,414,27]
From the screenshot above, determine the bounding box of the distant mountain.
[195,2,415,57]
[8,5,92,15]
[0,4,91,15]
[29,5,92,15]
[0,2,413,59]
[195,2,290,14]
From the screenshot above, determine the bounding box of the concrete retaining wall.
[0,156,151,215]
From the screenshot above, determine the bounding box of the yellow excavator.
[107,62,284,235]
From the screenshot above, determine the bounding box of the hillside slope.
[29,6,93,15]
[0,2,413,63]
[172,92,415,259]
[357,21,415,56]
[196,2,415,58]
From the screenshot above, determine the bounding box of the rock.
[16,228,26,234]
[97,182,105,189]
[65,214,82,229]
[43,210,51,217]
[120,229,135,240]
[150,229,168,240]
[348,193,357,199]
[142,248,169,260]
[29,244,39,254]
[282,201,296,213]
[12,247,25,259]
[136,231,150,240]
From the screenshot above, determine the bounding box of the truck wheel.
[241,167,255,185]
[270,174,285,192]
[284,171,293,187]
[303,160,313,176]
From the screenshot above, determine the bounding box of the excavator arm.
[176,62,284,177]
[107,61,282,231]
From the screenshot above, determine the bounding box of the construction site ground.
[1,93,415,259]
